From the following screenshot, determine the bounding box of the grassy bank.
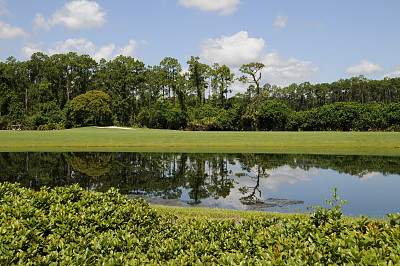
[152,204,305,221]
[2,182,400,265]
[1,127,400,155]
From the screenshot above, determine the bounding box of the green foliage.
[287,102,396,131]
[24,101,66,129]
[37,123,65,131]
[1,53,400,131]
[257,100,292,131]
[2,183,400,264]
[70,90,112,126]
[216,107,241,130]
[186,104,223,130]
[308,188,348,228]
[386,213,400,226]
[137,101,186,130]
[0,182,166,264]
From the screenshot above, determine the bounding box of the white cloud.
[47,38,96,55]
[33,13,52,31]
[93,43,115,61]
[383,67,400,79]
[274,15,287,28]
[34,0,106,31]
[199,31,320,87]
[21,38,145,62]
[21,43,42,58]
[346,60,384,75]
[200,31,265,67]
[261,51,320,86]
[115,39,138,58]
[0,21,28,39]
[178,0,241,15]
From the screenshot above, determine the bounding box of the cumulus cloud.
[346,60,384,75]
[116,39,138,58]
[21,42,43,58]
[0,21,28,39]
[200,31,265,67]
[261,51,320,86]
[274,15,287,28]
[383,67,400,79]
[178,0,241,15]
[33,13,52,31]
[0,0,29,39]
[21,38,146,61]
[34,0,106,31]
[93,43,115,61]
[199,31,320,87]
[47,38,96,55]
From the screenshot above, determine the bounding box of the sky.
[0,0,399,91]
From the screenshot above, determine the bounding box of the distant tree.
[159,57,182,103]
[239,62,265,98]
[70,90,112,126]
[209,63,234,108]
[187,56,209,106]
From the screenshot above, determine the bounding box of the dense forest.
[1,52,400,131]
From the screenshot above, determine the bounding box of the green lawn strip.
[1,127,400,155]
[152,204,307,221]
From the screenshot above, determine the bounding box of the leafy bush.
[257,100,292,131]
[2,183,400,265]
[137,101,186,130]
[37,123,65,130]
[386,124,400,132]
[0,183,166,264]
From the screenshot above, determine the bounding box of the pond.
[1,152,399,218]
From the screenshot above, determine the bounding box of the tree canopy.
[1,52,400,131]
[70,90,112,126]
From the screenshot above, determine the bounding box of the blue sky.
[1,0,399,90]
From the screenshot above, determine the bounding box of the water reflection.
[1,152,399,217]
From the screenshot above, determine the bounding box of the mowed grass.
[1,127,400,155]
[152,204,307,221]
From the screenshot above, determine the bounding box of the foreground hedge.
[1,183,400,265]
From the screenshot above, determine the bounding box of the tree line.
[1,52,400,131]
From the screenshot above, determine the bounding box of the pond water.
[1,152,399,218]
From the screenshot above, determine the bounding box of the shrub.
[2,183,400,264]
[37,123,65,130]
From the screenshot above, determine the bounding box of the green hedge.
[1,183,400,265]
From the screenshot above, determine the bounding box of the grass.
[151,204,377,223]
[152,204,308,221]
[1,126,400,155]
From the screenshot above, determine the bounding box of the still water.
[1,152,399,218]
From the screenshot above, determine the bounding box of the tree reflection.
[71,153,112,176]
[0,152,400,208]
